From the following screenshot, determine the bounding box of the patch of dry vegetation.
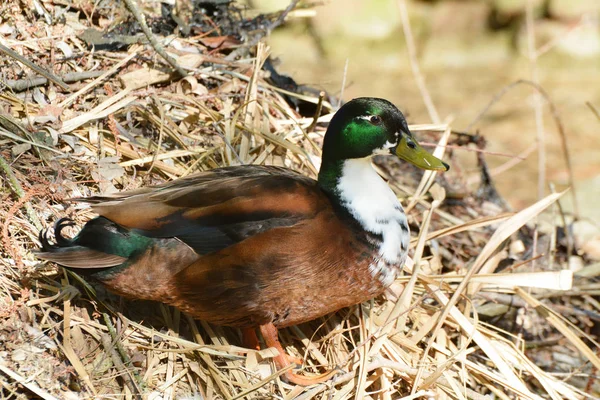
[0,0,598,399]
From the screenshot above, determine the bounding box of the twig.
[245,0,300,50]
[267,0,300,33]
[147,95,166,175]
[586,101,600,121]
[502,253,544,272]
[121,0,187,78]
[535,16,584,58]
[526,0,547,201]
[240,42,269,163]
[466,79,579,219]
[0,152,42,230]
[4,70,104,92]
[102,313,143,398]
[2,188,40,270]
[0,126,63,155]
[419,141,526,159]
[338,58,349,109]
[0,42,70,91]
[397,0,439,124]
[549,182,573,261]
[307,91,325,132]
[488,142,537,179]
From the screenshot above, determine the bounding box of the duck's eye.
[369,115,382,125]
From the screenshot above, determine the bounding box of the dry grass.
[1,0,599,399]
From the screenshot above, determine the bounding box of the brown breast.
[165,206,386,328]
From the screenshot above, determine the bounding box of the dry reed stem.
[397,0,440,124]
[526,0,547,201]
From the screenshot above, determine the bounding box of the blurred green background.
[251,0,600,226]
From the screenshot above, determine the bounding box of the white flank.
[337,158,410,286]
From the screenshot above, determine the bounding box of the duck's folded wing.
[76,166,325,254]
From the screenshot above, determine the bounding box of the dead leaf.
[92,156,125,193]
[198,35,241,49]
[11,143,31,157]
[119,67,172,90]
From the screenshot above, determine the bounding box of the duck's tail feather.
[36,218,128,269]
[36,248,126,269]
[37,217,200,302]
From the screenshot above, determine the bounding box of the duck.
[37,97,448,386]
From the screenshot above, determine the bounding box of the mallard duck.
[37,97,448,385]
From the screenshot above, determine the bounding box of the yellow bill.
[395,132,449,171]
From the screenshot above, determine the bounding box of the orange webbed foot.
[259,323,340,386]
[282,367,340,386]
[286,354,305,366]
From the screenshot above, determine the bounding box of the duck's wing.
[77,165,325,254]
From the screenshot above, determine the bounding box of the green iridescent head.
[320,97,449,170]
